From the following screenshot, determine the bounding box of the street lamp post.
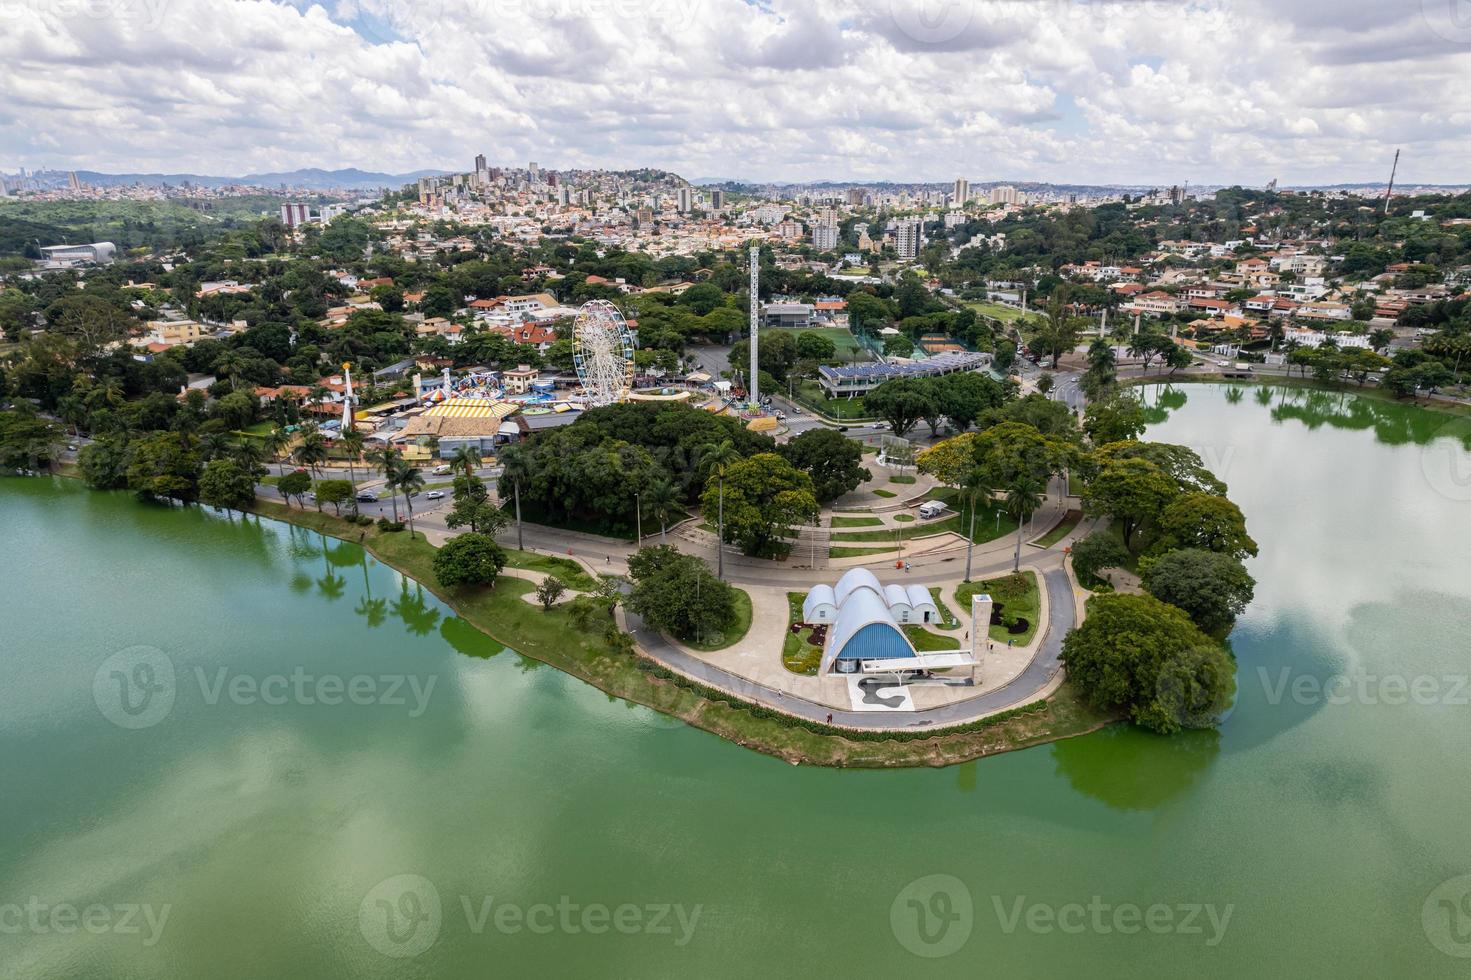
[964,490,977,581]
[635,491,642,548]
[514,480,523,552]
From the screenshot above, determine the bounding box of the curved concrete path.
[621,564,1077,732]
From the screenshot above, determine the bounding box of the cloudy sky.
[2,0,1469,185]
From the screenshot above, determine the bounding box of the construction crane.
[1384,149,1401,215]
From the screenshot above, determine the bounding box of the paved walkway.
[620,562,1081,731]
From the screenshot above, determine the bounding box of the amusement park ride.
[571,299,637,406]
[409,299,639,409]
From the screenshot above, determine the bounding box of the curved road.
[623,562,1077,731]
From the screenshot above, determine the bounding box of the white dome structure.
[802,584,838,624]
[820,588,918,676]
[883,584,914,622]
[834,568,885,607]
[906,585,940,624]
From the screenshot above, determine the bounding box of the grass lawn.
[828,546,898,559]
[795,327,867,356]
[889,474,916,485]
[242,499,1115,767]
[793,380,875,421]
[893,514,914,523]
[957,571,1041,645]
[830,503,1016,544]
[929,587,961,631]
[1033,509,1083,548]
[903,625,965,652]
[683,588,754,652]
[964,299,1041,326]
[831,515,883,528]
[235,422,278,440]
[782,592,822,675]
[873,489,897,498]
[503,551,600,591]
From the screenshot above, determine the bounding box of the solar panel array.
[818,351,989,383]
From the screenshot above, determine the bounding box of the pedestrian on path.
[826,713,833,724]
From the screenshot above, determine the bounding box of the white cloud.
[0,0,1467,184]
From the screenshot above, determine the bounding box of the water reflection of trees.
[1139,384,1189,426]
[440,615,506,659]
[392,578,441,636]
[1264,387,1471,448]
[1052,725,1220,812]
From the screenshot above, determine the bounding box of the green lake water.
[4,383,1471,978]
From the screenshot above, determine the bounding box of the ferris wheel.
[571,299,635,406]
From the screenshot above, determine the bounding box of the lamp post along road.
[514,481,523,552]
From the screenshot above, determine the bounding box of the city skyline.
[3,0,1469,186]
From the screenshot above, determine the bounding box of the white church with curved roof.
[803,569,986,677]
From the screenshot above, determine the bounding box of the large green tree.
[626,545,736,644]
[700,452,819,557]
[199,458,257,515]
[1154,493,1258,559]
[1062,593,1235,734]
[778,428,871,503]
[1143,549,1256,635]
[433,533,507,589]
[1082,457,1178,552]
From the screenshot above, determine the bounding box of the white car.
[425,490,447,501]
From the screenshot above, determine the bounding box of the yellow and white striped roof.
[424,399,518,420]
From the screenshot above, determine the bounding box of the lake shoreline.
[235,495,1119,768]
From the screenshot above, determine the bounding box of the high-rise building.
[989,185,1019,205]
[676,187,693,213]
[952,178,969,205]
[812,208,839,251]
[895,219,922,260]
[474,153,487,174]
[710,189,725,210]
[280,203,312,229]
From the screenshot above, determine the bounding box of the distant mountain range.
[21,167,449,191]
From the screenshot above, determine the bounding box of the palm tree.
[215,350,250,392]
[295,423,328,477]
[646,478,678,544]
[698,438,742,580]
[961,483,986,581]
[1004,477,1045,573]
[449,444,482,479]
[231,439,267,484]
[399,464,426,539]
[341,429,366,503]
[307,384,331,419]
[263,427,290,463]
[199,433,232,461]
[499,444,534,552]
[369,447,404,522]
